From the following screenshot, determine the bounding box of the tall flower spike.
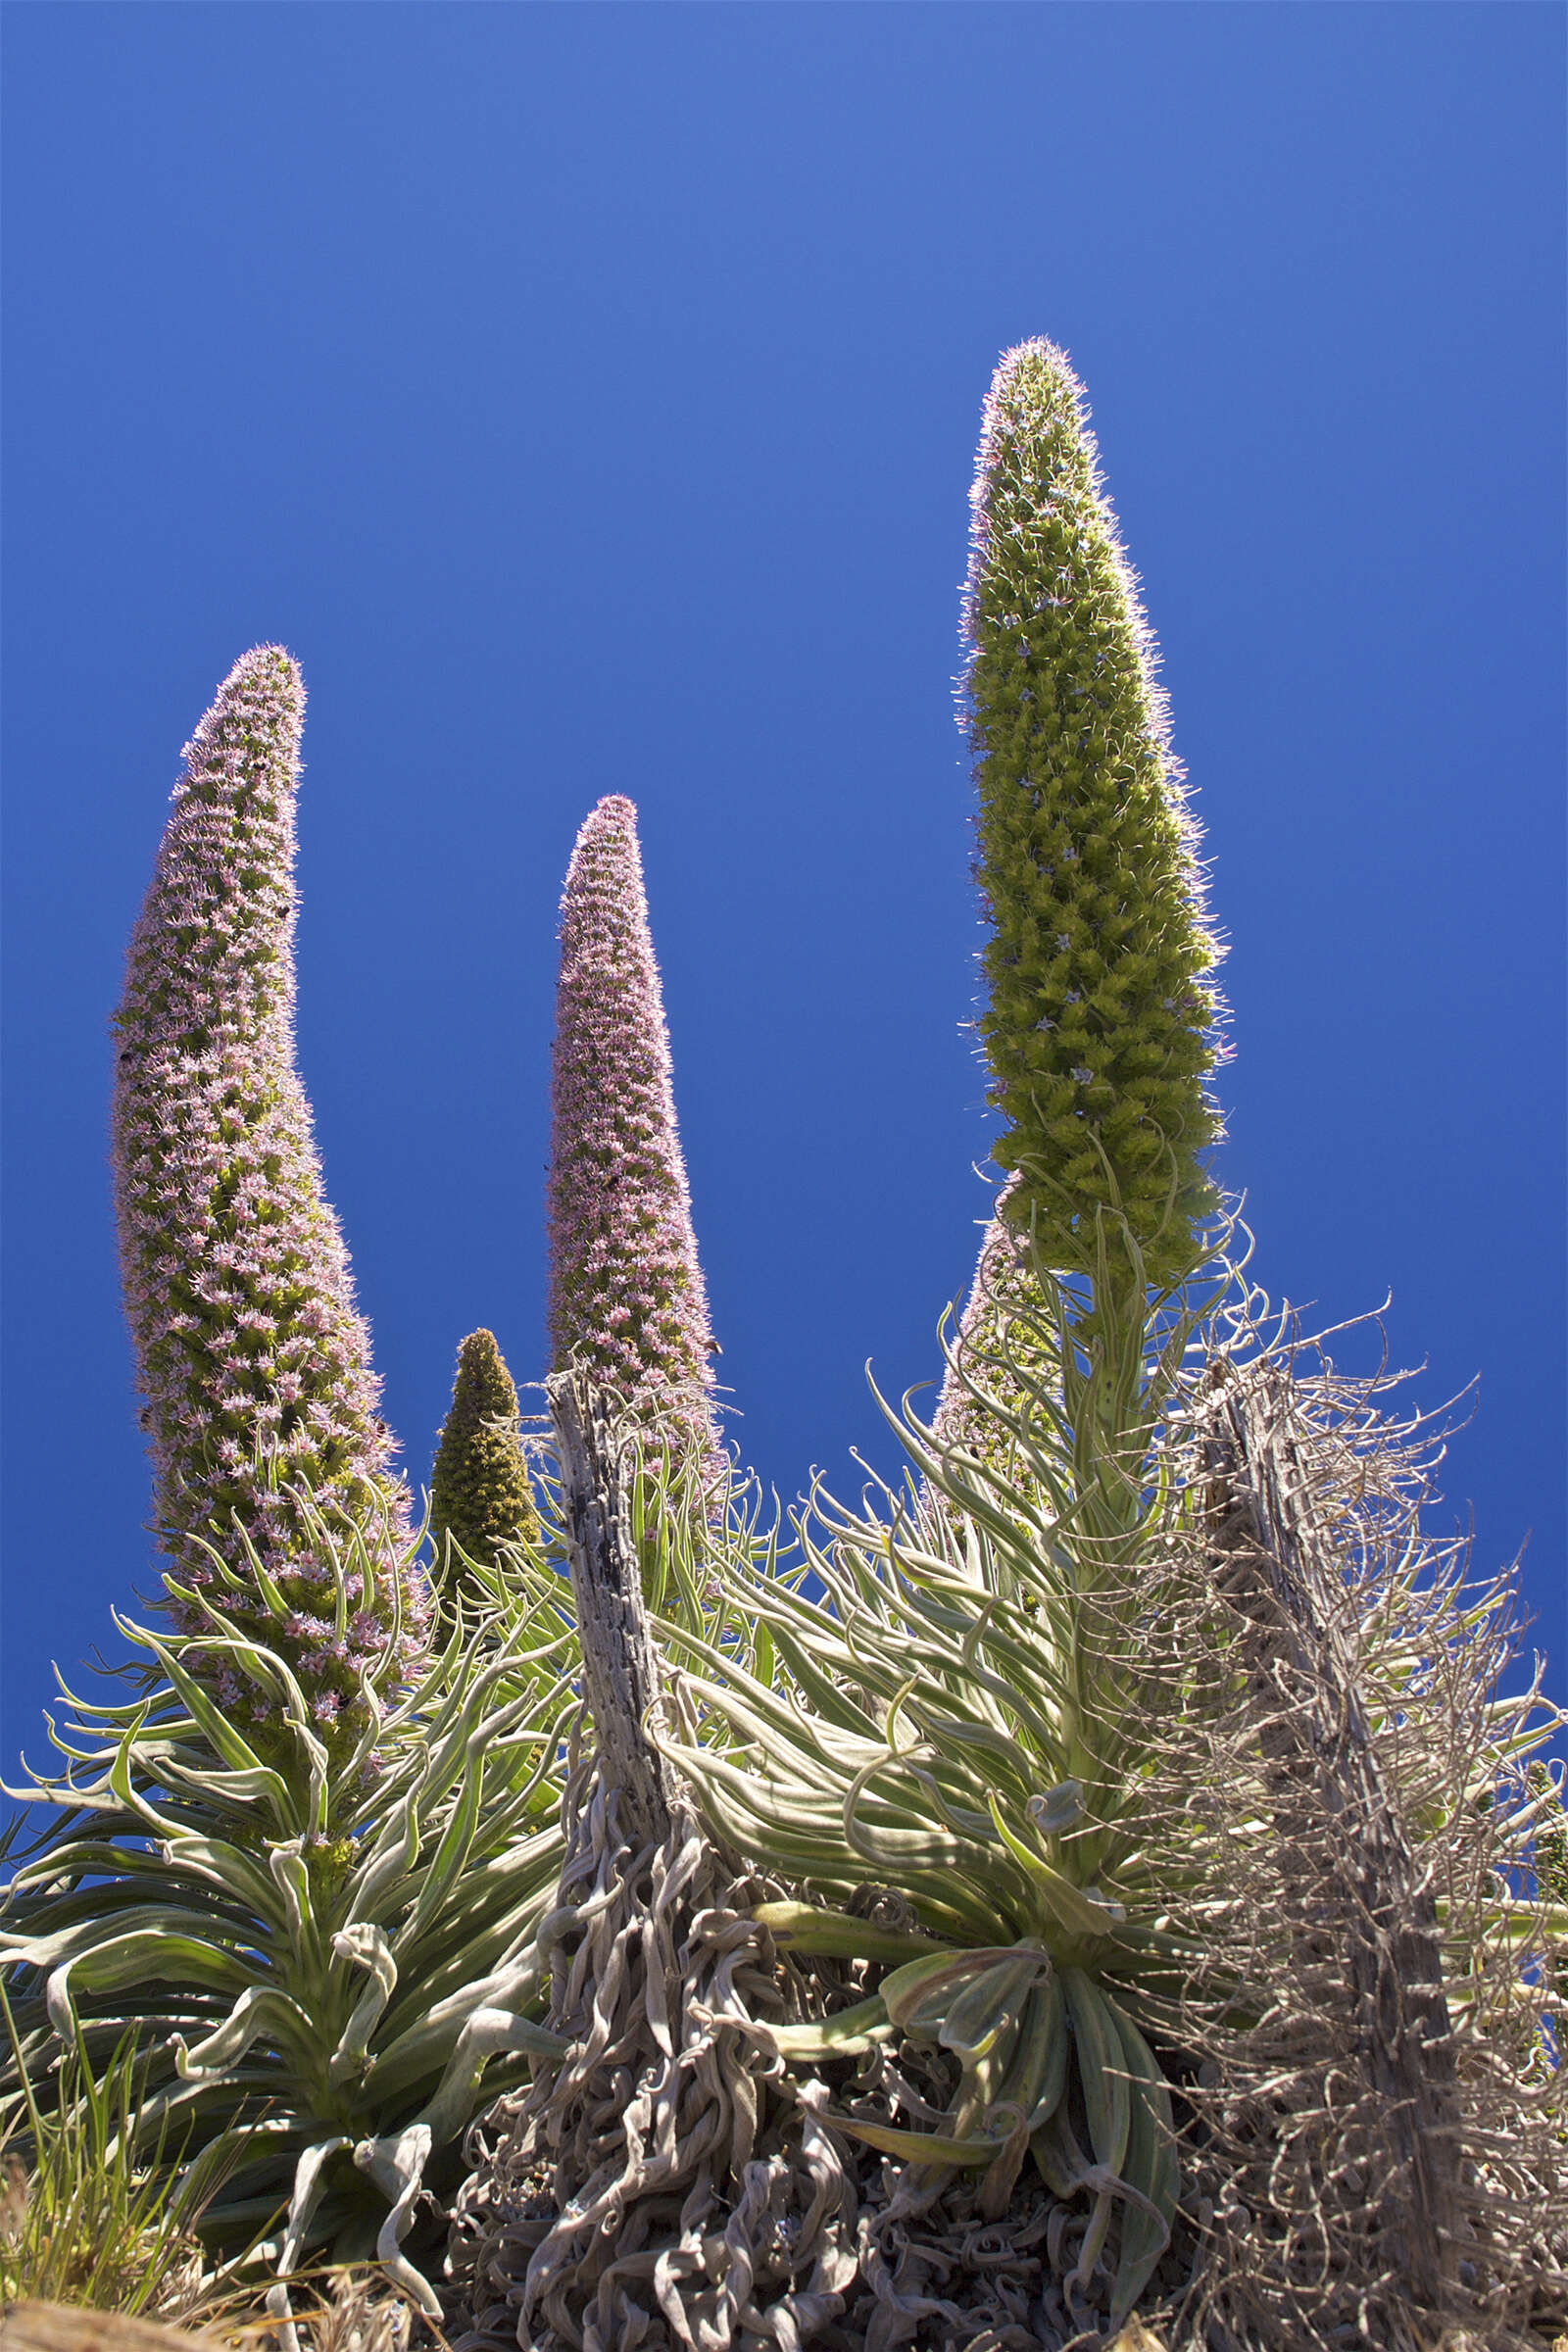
[964,341,1226,1283]
[547,796,723,1484]
[429,1328,539,1607]
[111,647,428,1744]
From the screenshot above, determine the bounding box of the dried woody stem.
[1199,1356,1461,2319]
[449,1372,859,2352]
[549,1369,681,1850]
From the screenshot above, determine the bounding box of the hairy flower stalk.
[965,340,1225,1284]
[111,646,428,1745]
[429,1328,539,1606]
[547,796,723,1486]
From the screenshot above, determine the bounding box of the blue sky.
[3,3,1563,1767]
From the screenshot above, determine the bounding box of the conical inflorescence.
[429,1328,538,1605]
[930,1178,1054,1469]
[111,646,428,1743]
[547,796,723,1485]
[965,340,1224,1285]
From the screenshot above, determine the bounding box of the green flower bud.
[429,1329,538,1606]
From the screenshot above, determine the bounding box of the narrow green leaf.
[752,1901,949,1965]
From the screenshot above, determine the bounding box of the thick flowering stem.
[965,341,1225,1284]
[111,646,428,1746]
[547,796,723,1487]
[430,1328,539,1606]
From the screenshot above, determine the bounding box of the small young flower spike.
[964,341,1226,1284]
[931,1179,1044,1466]
[111,647,429,1743]
[547,796,723,1483]
[429,1328,539,1606]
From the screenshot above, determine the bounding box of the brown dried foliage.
[1155,1324,1568,2349]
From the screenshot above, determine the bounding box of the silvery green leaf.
[172,1984,318,2080]
[276,2133,353,2274]
[355,2122,440,2315]
[327,1924,398,2084]
[1027,1780,1086,1836]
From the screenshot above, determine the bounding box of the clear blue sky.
[3,4,1563,1769]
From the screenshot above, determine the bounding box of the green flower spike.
[965,341,1226,1284]
[429,1330,539,1611]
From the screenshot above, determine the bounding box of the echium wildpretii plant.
[547,794,724,1486]
[429,1328,539,1609]
[965,340,1224,1284]
[110,646,430,1751]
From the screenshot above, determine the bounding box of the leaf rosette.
[655,1232,1219,2328]
[1,1494,578,2313]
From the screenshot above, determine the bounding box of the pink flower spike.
[547,796,724,1489]
[111,646,429,1740]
